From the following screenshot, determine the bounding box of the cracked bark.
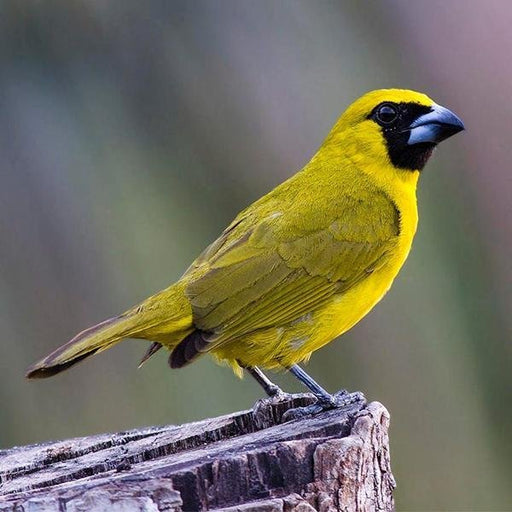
[0,394,395,511]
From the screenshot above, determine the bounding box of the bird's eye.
[375,103,399,125]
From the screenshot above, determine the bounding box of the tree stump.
[0,394,395,511]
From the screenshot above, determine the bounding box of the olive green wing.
[184,192,399,350]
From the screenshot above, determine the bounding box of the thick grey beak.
[407,103,464,145]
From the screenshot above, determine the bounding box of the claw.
[281,390,366,422]
[334,390,365,407]
[282,403,326,421]
[252,392,295,429]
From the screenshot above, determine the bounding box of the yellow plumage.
[26,89,463,390]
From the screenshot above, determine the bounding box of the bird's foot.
[252,391,312,429]
[281,390,366,422]
[252,391,293,416]
[264,383,285,399]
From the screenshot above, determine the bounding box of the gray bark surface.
[0,394,395,511]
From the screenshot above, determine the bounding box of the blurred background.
[0,1,510,509]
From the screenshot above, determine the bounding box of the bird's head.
[326,89,464,174]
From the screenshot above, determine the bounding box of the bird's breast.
[287,196,418,362]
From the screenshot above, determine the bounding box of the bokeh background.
[1,1,511,509]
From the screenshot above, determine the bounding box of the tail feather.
[137,341,162,368]
[26,282,194,379]
[26,313,139,379]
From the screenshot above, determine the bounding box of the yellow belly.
[214,199,417,371]
[214,257,401,369]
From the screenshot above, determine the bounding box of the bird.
[26,89,464,414]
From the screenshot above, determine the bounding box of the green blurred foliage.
[0,1,510,509]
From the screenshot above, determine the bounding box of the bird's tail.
[26,282,193,379]
[26,312,142,379]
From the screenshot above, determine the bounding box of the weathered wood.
[0,394,395,511]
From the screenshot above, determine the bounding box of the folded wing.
[181,189,399,356]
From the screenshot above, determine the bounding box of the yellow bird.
[27,89,464,413]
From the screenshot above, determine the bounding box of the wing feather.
[184,185,400,352]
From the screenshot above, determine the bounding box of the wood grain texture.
[0,394,395,511]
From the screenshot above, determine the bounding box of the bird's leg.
[283,364,365,421]
[244,365,283,397]
[244,365,301,429]
[288,364,336,406]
